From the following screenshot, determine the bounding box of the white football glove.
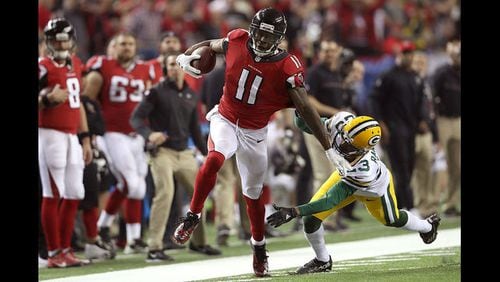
[176,53,202,79]
[325,148,352,175]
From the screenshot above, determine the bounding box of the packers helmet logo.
[368,135,380,146]
[342,115,381,151]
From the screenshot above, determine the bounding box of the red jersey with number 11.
[218,29,305,129]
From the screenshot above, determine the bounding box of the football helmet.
[325,111,356,141]
[249,8,287,57]
[43,18,76,60]
[333,116,381,158]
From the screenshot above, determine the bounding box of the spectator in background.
[39,18,92,268]
[432,39,460,217]
[370,40,429,211]
[62,0,90,61]
[410,51,440,218]
[148,31,182,86]
[336,0,386,56]
[303,40,352,231]
[83,32,153,255]
[145,30,201,250]
[123,0,163,60]
[338,53,365,222]
[39,0,56,37]
[131,54,221,261]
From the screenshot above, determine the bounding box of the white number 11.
[235,69,263,105]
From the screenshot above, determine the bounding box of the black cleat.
[172,212,200,245]
[98,227,116,258]
[252,244,269,277]
[295,256,333,274]
[189,243,222,255]
[420,213,441,244]
[145,249,174,263]
[124,238,149,254]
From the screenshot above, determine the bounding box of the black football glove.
[266,203,298,228]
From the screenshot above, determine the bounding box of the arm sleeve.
[284,55,305,89]
[223,29,247,54]
[293,112,328,134]
[130,89,156,140]
[297,181,356,216]
[86,55,105,74]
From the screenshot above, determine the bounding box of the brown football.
[190,46,216,74]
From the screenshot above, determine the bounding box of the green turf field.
[39,209,461,281]
[202,247,461,281]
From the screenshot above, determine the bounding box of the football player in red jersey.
[83,32,154,255]
[173,7,350,277]
[38,18,93,268]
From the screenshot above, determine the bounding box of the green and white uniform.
[295,115,402,226]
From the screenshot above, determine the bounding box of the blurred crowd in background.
[39,0,459,61]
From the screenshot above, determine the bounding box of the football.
[190,46,216,74]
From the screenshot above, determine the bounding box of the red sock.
[83,207,98,240]
[41,197,60,252]
[261,184,271,204]
[244,195,265,242]
[124,198,142,223]
[190,151,225,213]
[59,199,80,250]
[104,188,126,215]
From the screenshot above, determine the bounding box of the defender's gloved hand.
[176,53,202,78]
[266,204,298,228]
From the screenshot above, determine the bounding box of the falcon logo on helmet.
[249,8,287,57]
[333,116,382,158]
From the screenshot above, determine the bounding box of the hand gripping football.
[190,46,216,74]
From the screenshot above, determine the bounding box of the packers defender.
[267,112,441,274]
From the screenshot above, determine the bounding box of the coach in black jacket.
[370,41,430,211]
[130,54,220,262]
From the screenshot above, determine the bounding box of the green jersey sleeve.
[294,112,328,135]
[297,181,356,216]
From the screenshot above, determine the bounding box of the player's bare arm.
[289,86,331,150]
[82,71,103,100]
[308,95,340,117]
[184,39,225,55]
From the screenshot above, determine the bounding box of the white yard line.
[46,228,460,282]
